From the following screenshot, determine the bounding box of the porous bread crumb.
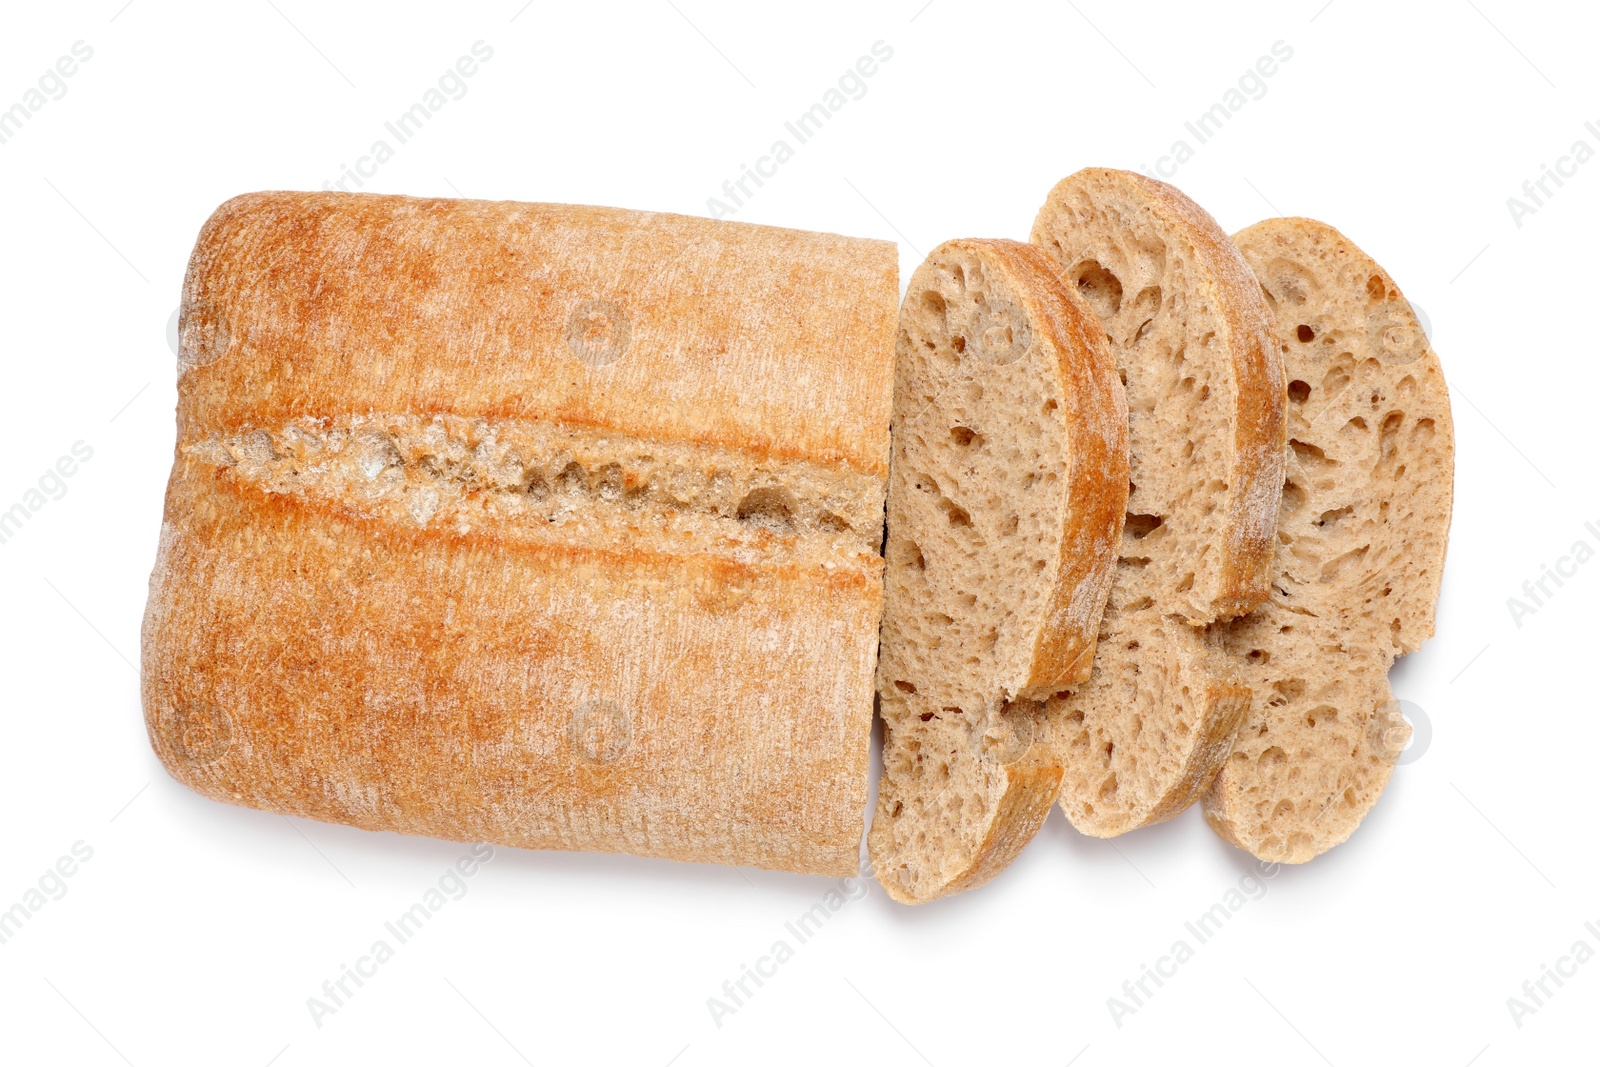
[1030,169,1285,836]
[1203,217,1455,863]
[869,238,1126,902]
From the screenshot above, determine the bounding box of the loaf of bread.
[1030,169,1286,836]
[868,239,1128,902]
[1204,217,1454,862]
[142,192,899,876]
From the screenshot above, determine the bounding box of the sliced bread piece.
[1203,217,1454,862]
[1030,169,1286,836]
[870,238,1128,903]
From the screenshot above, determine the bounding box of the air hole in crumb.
[919,712,935,722]
[1287,380,1311,404]
[556,461,587,492]
[1073,260,1124,320]
[950,426,982,447]
[1306,706,1338,728]
[1125,513,1163,539]
[735,486,797,530]
[894,680,916,694]
[595,463,625,500]
[951,334,967,353]
[1290,439,1332,466]
[1296,324,1315,343]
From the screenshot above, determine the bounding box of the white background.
[1,2,1594,1064]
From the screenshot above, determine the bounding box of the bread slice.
[1203,217,1454,862]
[1029,169,1286,836]
[869,238,1128,903]
[143,192,899,876]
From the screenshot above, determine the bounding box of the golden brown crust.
[145,191,899,876]
[904,749,1063,903]
[1141,682,1251,826]
[178,192,898,477]
[1168,195,1286,620]
[990,241,1130,694]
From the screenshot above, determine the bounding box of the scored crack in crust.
[188,412,886,567]
[1030,168,1286,836]
[1203,217,1455,863]
[869,238,1128,903]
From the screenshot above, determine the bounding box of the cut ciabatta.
[142,192,899,876]
[869,238,1128,903]
[1030,168,1286,836]
[1203,217,1454,863]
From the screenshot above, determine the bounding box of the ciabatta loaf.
[869,239,1127,902]
[142,192,898,876]
[1204,217,1454,862]
[1030,169,1286,836]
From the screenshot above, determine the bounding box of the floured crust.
[177,191,897,476]
[1203,217,1455,863]
[870,238,1127,902]
[1004,243,1132,693]
[1031,169,1285,836]
[143,191,899,876]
